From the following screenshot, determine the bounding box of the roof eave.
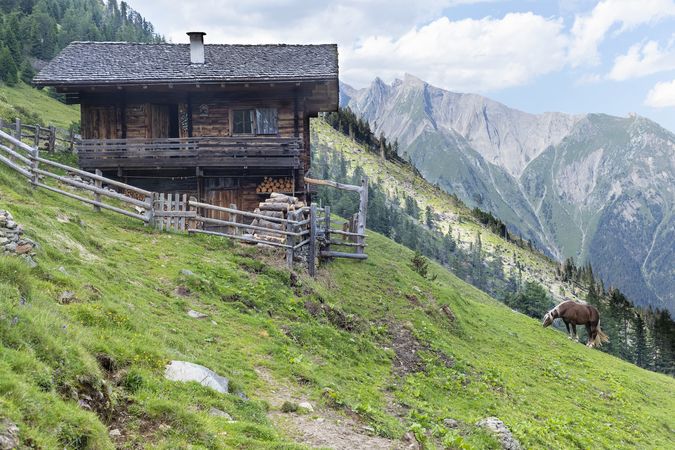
[33,76,338,89]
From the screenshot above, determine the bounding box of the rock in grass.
[0,419,19,450]
[180,269,195,276]
[443,418,459,428]
[281,401,298,413]
[164,361,228,394]
[298,401,314,413]
[208,407,233,420]
[187,309,208,319]
[476,417,522,450]
[59,291,77,304]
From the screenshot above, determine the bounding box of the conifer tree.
[0,46,18,85]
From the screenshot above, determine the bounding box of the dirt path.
[254,367,409,450]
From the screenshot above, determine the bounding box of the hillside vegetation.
[342,77,675,315]
[0,0,162,88]
[312,117,675,375]
[0,82,79,128]
[0,142,674,448]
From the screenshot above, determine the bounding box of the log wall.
[80,86,317,213]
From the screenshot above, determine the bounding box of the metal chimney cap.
[187,32,206,64]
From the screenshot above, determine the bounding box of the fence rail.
[0,123,368,276]
[77,136,302,169]
[0,118,80,153]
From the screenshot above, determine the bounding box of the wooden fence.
[0,127,367,275]
[0,118,80,153]
[0,128,152,222]
[305,176,368,263]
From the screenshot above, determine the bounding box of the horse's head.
[543,304,562,327]
[542,309,557,327]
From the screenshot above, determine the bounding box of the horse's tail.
[593,324,610,347]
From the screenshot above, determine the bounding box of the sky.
[131,0,675,132]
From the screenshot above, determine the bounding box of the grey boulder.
[476,417,522,450]
[164,361,228,394]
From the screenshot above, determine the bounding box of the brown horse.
[542,300,609,348]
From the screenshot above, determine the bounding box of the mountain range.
[341,75,675,313]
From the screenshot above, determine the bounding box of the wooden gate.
[154,193,197,232]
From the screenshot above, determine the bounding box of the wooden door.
[206,189,240,220]
[83,105,119,139]
[147,104,170,138]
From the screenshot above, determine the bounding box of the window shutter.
[255,108,278,135]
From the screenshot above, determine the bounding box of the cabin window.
[232,108,278,135]
[255,108,278,135]
[233,109,254,134]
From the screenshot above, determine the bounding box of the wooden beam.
[320,251,368,260]
[304,176,362,193]
[308,203,317,277]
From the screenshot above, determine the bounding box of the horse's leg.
[563,320,572,339]
[571,323,578,342]
[585,324,593,347]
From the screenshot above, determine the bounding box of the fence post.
[179,194,187,232]
[48,126,56,153]
[146,192,156,228]
[324,205,331,256]
[285,211,295,269]
[68,129,75,153]
[93,169,102,212]
[157,193,165,231]
[229,203,237,236]
[30,146,39,189]
[34,125,40,149]
[188,196,197,230]
[308,203,317,277]
[11,118,20,152]
[356,176,368,255]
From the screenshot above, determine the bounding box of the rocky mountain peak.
[343,74,674,314]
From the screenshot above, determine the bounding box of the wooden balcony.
[77,136,302,170]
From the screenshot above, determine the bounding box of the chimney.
[187,32,206,64]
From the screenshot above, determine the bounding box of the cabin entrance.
[147,104,180,138]
[202,177,241,229]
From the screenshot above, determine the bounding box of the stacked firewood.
[249,193,306,244]
[256,177,294,193]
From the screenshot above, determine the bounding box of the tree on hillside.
[404,195,420,219]
[2,15,23,64]
[425,205,434,229]
[29,2,58,59]
[503,281,552,319]
[0,46,18,85]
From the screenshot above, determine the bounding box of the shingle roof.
[34,42,338,86]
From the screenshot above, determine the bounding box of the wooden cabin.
[34,33,338,213]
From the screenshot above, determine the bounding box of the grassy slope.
[312,119,583,303]
[0,162,674,449]
[0,82,80,128]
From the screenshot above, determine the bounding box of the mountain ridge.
[342,76,675,313]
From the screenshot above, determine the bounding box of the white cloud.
[607,37,675,80]
[133,0,474,45]
[130,0,675,93]
[645,79,675,107]
[569,0,675,66]
[343,13,568,91]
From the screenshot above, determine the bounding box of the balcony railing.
[77,136,302,169]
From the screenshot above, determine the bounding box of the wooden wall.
[81,105,122,139]
[81,86,320,213]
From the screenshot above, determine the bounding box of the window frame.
[232,108,255,135]
[230,107,279,136]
